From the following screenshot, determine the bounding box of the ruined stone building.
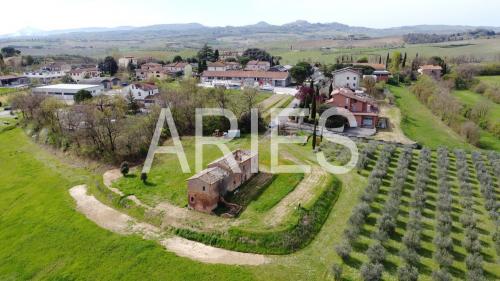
[187,150,258,213]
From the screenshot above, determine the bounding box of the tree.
[461,121,480,145]
[213,49,220,61]
[74,90,93,103]
[120,161,130,176]
[242,48,271,62]
[391,51,402,74]
[290,62,313,85]
[1,46,20,57]
[331,263,343,281]
[242,88,258,112]
[23,55,34,66]
[385,53,390,69]
[311,85,318,150]
[126,91,140,114]
[360,262,383,281]
[402,52,407,68]
[363,76,377,97]
[197,44,214,62]
[357,56,369,63]
[61,75,74,84]
[173,55,183,63]
[99,56,118,76]
[366,242,386,264]
[140,172,148,183]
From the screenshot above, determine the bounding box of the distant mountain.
[1,20,498,42]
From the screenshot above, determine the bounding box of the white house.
[245,60,271,71]
[69,67,102,82]
[122,83,159,101]
[208,61,228,71]
[32,84,104,103]
[201,70,291,87]
[332,67,362,90]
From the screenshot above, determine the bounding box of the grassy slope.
[453,89,500,151]
[478,75,500,87]
[388,85,472,150]
[0,128,254,281]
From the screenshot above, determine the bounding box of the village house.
[135,63,170,80]
[118,56,138,69]
[32,84,104,103]
[187,150,258,213]
[207,61,242,72]
[207,61,228,71]
[245,60,271,71]
[69,67,102,82]
[42,62,72,73]
[122,83,159,102]
[331,67,362,90]
[326,88,379,129]
[0,75,29,87]
[418,65,443,79]
[219,50,242,61]
[79,77,121,90]
[164,62,189,73]
[201,70,291,87]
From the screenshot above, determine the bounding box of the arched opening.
[325,115,350,129]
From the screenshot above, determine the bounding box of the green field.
[453,89,500,151]
[0,128,255,281]
[478,75,500,87]
[269,38,500,65]
[388,85,472,150]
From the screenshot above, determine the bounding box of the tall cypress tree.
[385,53,390,69]
[311,85,318,150]
[402,52,407,68]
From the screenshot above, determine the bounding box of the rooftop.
[187,166,229,184]
[202,70,289,80]
[35,84,102,90]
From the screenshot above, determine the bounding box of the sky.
[1,0,500,35]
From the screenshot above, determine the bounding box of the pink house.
[326,88,379,129]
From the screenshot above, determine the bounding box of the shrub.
[473,82,488,94]
[397,264,419,281]
[335,240,352,261]
[140,172,148,183]
[360,262,383,281]
[331,263,343,281]
[432,268,452,281]
[120,161,130,176]
[460,121,480,145]
[366,242,386,264]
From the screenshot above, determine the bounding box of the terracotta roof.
[247,60,270,66]
[419,65,442,70]
[134,83,158,91]
[329,88,375,104]
[208,61,227,67]
[352,63,387,70]
[202,70,289,80]
[187,166,229,184]
[332,67,362,76]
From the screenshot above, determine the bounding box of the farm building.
[187,149,258,213]
[32,84,104,103]
[331,67,362,90]
[201,70,291,87]
[418,65,442,79]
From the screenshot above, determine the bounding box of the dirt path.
[373,105,416,145]
[264,165,328,227]
[70,185,269,265]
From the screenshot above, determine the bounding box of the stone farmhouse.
[418,65,443,79]
[187,150,258,213]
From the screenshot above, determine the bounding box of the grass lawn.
[0,128,255,281]
[388,85,472,150]
[478,75,500,87]
[453,89,500,151]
